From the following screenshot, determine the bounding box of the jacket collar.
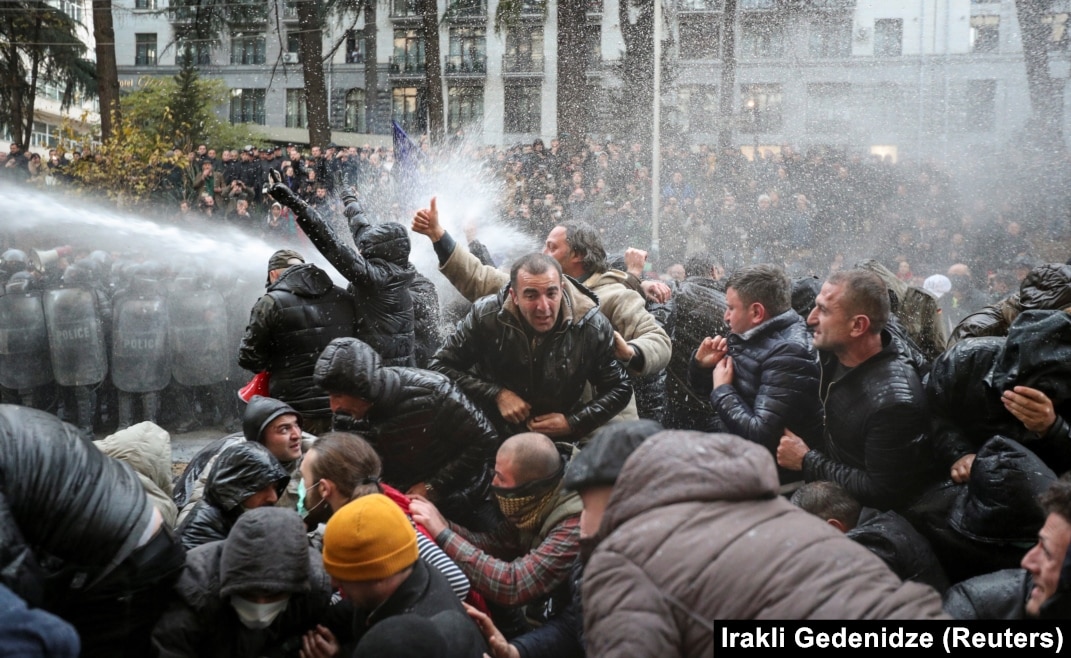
[497,275,600,331]
[365,560,430,626]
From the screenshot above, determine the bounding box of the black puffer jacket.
[928,311,1071,474]
[410,271,443,369]
[428,280,631,441]
[0,405,154,606]
[950,263,1071,345]
[688,309,823,485]
[848,508,950,594]
[314,337,498,516]
[152,507,334,658]
[238,263,357,418]
[177,442,290,550]
[662,276,727,431]
[803,331,939,511]
[268,181,417,367]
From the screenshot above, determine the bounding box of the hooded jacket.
[583,430,947,657]
[949,263,1071,345]
[238,263,357,418]
[928,311,1071,474]
[428,279,631,441]
[268,181,417,367]
[314,337,498,515]
[0,405,153,606]
[663,276,727,430]
[95,421,178,527]
[152,507,333,658]
[177,442,290,551]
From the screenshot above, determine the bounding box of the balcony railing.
[444,54,487,74]
[389,55,426,75]
[502,53,543,73]
[392,0,421,18]
[446,0,487,18]
[679,0,721,11]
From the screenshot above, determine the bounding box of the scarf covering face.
[493,458,565,532]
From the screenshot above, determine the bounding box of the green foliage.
[120,73,262,151]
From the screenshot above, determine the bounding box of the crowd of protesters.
[1,132,1071,656]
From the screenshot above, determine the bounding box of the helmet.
[0,249,27,275]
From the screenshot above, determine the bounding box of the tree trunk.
[22,15,42,151]
[557,0,589,145]
[618,0,653,146]
[421,0,444,140]
[363,0,378,133]
[1015,0,1063,148]
[93,0,120,142]
[717,0,737,149]
[298,0,331,147]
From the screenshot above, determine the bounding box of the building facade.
[110,0,1071,159]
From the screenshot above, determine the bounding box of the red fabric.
[238,371,270,403]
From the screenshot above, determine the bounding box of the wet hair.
[1040,475,1071,525]
[510,253,563,289]
[790,481,861,530]
[308,432,383,500]
[499,432,561,484]
[726,264,791,317]
[684,254,720,278]
[560,223,608,275]
[826,269,890,334]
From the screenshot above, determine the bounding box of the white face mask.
[230,595,290,630]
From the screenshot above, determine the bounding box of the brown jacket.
[583,430,947,657]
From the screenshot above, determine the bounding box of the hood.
[856,258,906,314]
[599,430,779,542]
[948,436,1056,544]
[984,310,1071,404]
[95,421,173,496]
[563,419,663,491]
[219,507,311,598]
[1018,263,1071,311]
[355,222,411,266]
[791,276,822,317]
[267,262,335,298]
[313,337,397,402]
[243,396,303,444]
[205,442,290,512]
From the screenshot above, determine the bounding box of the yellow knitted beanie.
[322,494,419,582]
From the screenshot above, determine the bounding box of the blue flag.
[392,119,420,182]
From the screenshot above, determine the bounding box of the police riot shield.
[0,291,53,389]
[169,288,230,387]
[43,287,108,387]
[111,294,171,393]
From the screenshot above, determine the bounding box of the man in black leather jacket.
[0,405,186,658]
[428,253,631,443]
[777,269,939,511]
[238,249,357,435]
[267,172,417,367]
[314,336,500,527]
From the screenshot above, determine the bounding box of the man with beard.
[410,432,581,630]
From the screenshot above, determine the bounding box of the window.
[345,89,367,132]
[806,83,851,133]
[740,20,784,59]
[55,0,83,22]
[135,33,158,66]
[135,0,157,9]
[809,18,852,59]
[678,84,718,133]
[286,32,301,62]
[177,39,212,66]
[740,0,774,8]
[504,26,543,72]
[679,15,720,60]
[393,0,420,17]
[229,0,268,23]
[1043,13,1069,51]
[964,79,996,132]
[874,18,902,57]
[392,29,425,74]
[282,0,298,18]
[448,85,484,132]
[392,86,426,133]
[449,0,487,18]
[286,89,307,128]
[447,27,486,73]
[346,30,366,63]
[584,22,602,65]
[230,88,266,124]
[679,0,721,10]
[31,121,59,149]
[231,31,266,65]
[740,83,782,133]
[504,84,541,133]
[970,15,999,53]
[870,83,907,131]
